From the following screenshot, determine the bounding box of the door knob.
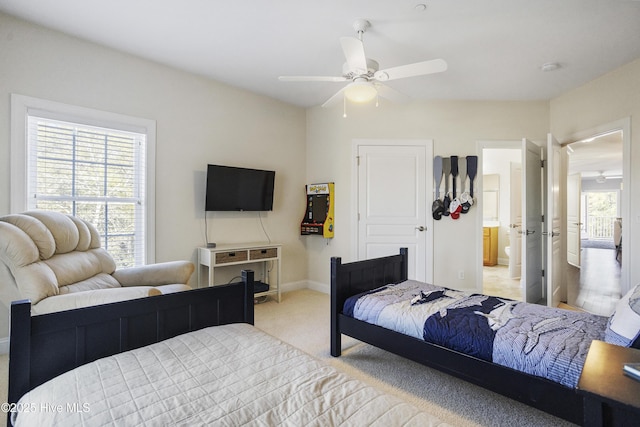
[415,226,426,232]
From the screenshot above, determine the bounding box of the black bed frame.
[8,270,255,420]
[330,249,584,424]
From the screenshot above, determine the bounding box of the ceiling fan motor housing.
[343,58,379,79]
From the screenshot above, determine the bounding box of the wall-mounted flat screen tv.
[205,164,275,211]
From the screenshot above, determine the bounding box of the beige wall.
[0,13,308,341]
[305,100,549,291]
[550,58,640,290]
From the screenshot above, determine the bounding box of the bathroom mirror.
[483,174,499,221]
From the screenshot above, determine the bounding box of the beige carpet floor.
[255,289,577,427]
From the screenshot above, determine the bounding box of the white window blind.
[26,115,147,268]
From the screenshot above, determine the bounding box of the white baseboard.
[280,280,308,293]
[280,280,329,295]
[306,280,330,295]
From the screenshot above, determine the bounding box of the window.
[11,95,156,266]
[582,191,618,241]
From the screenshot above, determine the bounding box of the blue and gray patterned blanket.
[344,280,608,388]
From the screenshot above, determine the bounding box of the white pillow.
[604,284,640,348]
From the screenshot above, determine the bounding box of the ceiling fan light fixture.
[344,81,378,103]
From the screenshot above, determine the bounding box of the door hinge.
[356,156,360,166]
[542,269,545,277]
[357,212,360,221]
[541,159,545,168]
[541,214,545,222]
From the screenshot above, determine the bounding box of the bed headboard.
[330,248,408,316]
[330,249,408,356]
[8,270,255,408]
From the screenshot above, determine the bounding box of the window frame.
[10,94,157,264]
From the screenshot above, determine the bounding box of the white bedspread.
[12,323,449,426]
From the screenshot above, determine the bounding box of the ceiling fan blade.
[374,83,410,103]
[374,58,447,81]
[321,87,347,108]
[340,36,368,74]
[278,75,347,82]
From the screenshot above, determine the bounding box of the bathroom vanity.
[483,226,498,266]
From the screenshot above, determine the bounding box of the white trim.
[277,280,327,294]
[10,94,157,263]
[146,122,157,264]
[279,280,308,293]
[306,280,330,295]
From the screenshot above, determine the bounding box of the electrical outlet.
[458,270,465,280]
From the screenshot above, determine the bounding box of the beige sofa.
[0,210,193,315]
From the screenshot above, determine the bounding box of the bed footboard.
[8,270,255,410]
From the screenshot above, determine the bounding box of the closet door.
[355,140,433,282]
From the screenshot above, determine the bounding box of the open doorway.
[565,130,623,315]
[481,146,522,301]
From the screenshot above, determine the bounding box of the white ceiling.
[568,131,623,180]
[1,0,640,109]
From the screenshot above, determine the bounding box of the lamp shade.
[344,81,377,103]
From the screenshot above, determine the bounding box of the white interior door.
[356,142,433,282]
[546,134,562,308]
[509,162,522,279]
[522,138,543,303]
[566,173,581,268]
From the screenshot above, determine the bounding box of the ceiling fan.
[595,171,622,183]
[278,19,447,108]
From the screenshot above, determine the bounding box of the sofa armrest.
[31,287,160,315]
[112,261,195,287]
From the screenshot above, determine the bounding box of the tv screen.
[205,164,275,211]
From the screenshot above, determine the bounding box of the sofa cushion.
[0,221,40,267]
[59,273,121,294]
[0,214,55,260]
[26,211,80,255]
[45,248,116,288]
[66,216,92,251]
[13,262,59,304]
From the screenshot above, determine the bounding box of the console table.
[197,243,281,302]
[577,340,640,426]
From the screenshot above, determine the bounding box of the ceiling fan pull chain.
[343,95,347,118]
